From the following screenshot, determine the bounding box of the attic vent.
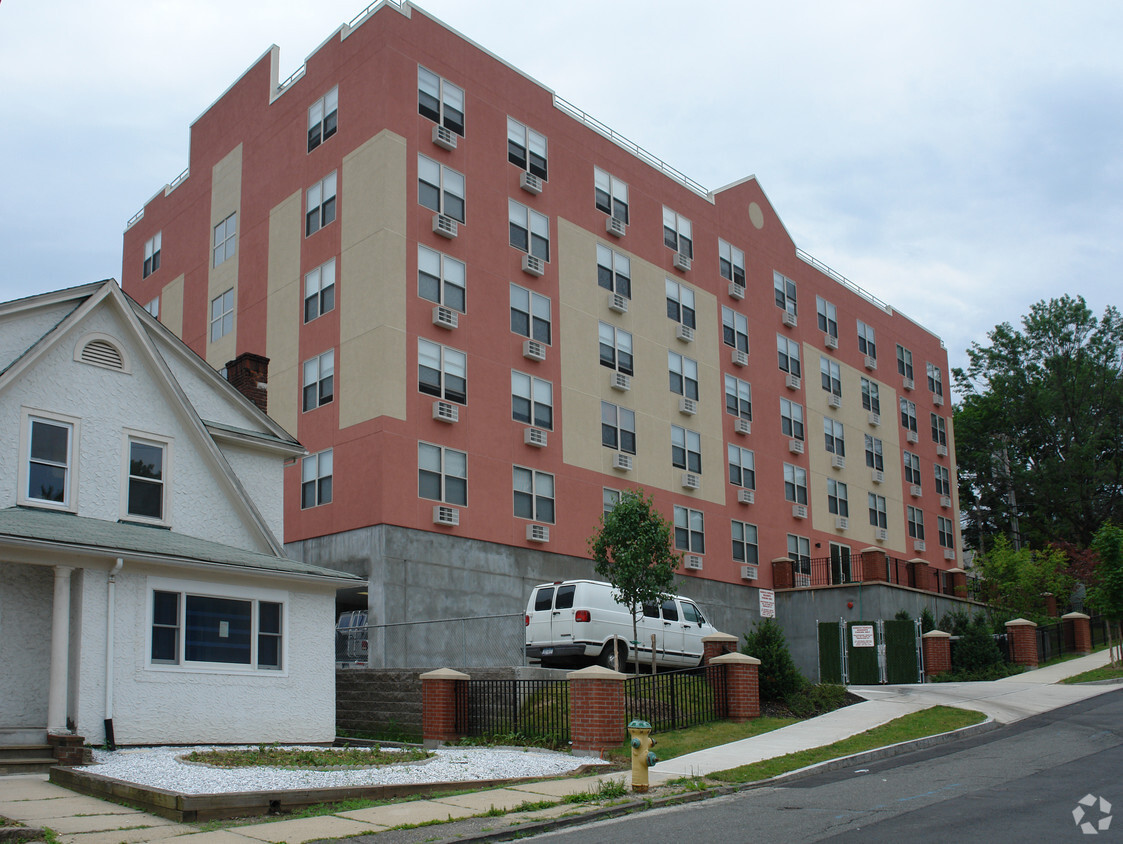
[77,336,127,372]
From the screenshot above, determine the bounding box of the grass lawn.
[1061,664,1123,684]
[601,716,799,766]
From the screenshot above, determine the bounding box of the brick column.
[907,558,930,591]
[947,567,968,596]
[921,630,952,678]
[702,632,739,665]
[1063,612,1093,655]
[859,547,888,582]
[567,666,626,757]
[771,557,794,589]
[711,653,760,721]
[1042,593,1058,617]
[224,352,270,413]
[420,668,469,748]
[47,734,92,767]
[1005,618,1039,667]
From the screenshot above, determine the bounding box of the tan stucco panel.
[206,144,242,368]
[162,274,185,339]
[266,190,302,437]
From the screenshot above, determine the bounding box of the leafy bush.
[741,618,805,703]
[895,609,912,621]
[920,607,937,633]
[784,683,849,718]
[951,614,1005,675]
[938,609,971,636]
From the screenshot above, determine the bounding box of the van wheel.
[598,640,627,671]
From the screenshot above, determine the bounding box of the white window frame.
[935,464,951,496]
[143,232,161,278]
[599,322,633,375]
[820,357,841,397]
[901,397,918,433]
[869,493,888,529]
[732,520,758,565]
[419,246,466,313]
[780,398,804,440]
[865,434,884,471]
[719,239,745,287]
[306,172,338,236]
[507,116,548,180]
[728,444,755,489]
[931,413,948,446]
[513,465,554,523]
[304,258,336,323]
[418,441,467,506]
[212,213,236,268]
[19,409,79,511]
[603,487,621,513]
[784,463,808,505]
[510,284,551,344]
[857,320,877,360]
[827,478,849,517]
[904,451,922,486]
[938,516,955,549]
[597,244,631,297]
[210,288,234,342]
[816,296,837,338]
[722,307,749,352]
[774,271,797,315]
[594,168,629,223]
[665,279,696,329]
[144,297,159,319]
[908,506,925,540]
[601,401,636,454]
[674,505,705,553]
[512,370,553,430]
[897,344,914,380]
[662,207,693,258]
[861,377,881,414]
[671,425,701,473]
[725,375,752,420]
[307,86,338,152]
[418,339,467,404]
[121,429,172,526]
[302,350,335,412]
[927,362,944,397]
[509,199,549,260]
[418,66,464,136]
[668,351,699,400]
[824,418,845,455]
[788,534,811,575]
[301,449,333,509]
[777,334,801,376]
[419,155,465,223]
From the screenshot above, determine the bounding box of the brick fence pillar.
[948,567,968,597]
[1005,618,1039,667]
[567,666,626,757]
[1063,612,1093,655]
[702,632,740,665]
[47,733,92,767]
[420,668,469,748]
[771,557,794,589]
[711,653,760,721]
[907,558,930,591]
[859,547,888,582]
[921,630,952,678]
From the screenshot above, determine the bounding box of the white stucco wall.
[0,563,52,726]
[0,301,78,371]
[216,443,286,543]
[158,343,268,434]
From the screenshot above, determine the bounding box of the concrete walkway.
[0,650,1118,844]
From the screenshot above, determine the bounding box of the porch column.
[47,565,74,732]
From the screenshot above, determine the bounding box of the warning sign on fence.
[851,624,876,647]
[759,590,775,618]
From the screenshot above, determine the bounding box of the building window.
[927,362,944,397]
[126,436,167,521]
[671,425,701,473]
[788,534,810,575]
[594,168,629,223]
[780,398,804,441]
[419,246,465,312]
[603,487,621,513]
[719,239,745,287]
[774,271,797,316]
[900,397,918,434]
[662,207,693,258]
[212,213,237,267]
[728,445,755,489]
[824,418,845,456]
[144,298,159,319]
[816,296,837,338]
[419,156,465,223]
[510,284,551,344]
[938,516,954,549]
[24,415,74,507]
[732,520,758,565]
[897,344,914,380]
[827,478,849,517]
[908,506,925,540]
[418,442,466,505]
[509,199,548,260]
[209,288,234,342]
[306,172,338,236]
[307,86,338,152]
[507,117,547,180]
[820,357,841,397]
[868,493,888,529]
[904,451,922,487]
[597,244,631,298]
[143,232,161,278]
[674,505,705,553]
[513,466,554,523]
[418,66,464,136]
[151,587,283,670]
[723,307,749,352]
[512,371,553,430]
[665,279,696,329]
[668,351,699,400]
[601,402,635,454]
[935,464,951,496]
[304,258,336,323]
[301,449,333,508]
[865,434,884,471]
[784,463,808,505]
[931,414,947,446]
[599,323,633,375]
[861,377,880,414]
[777,335,801,377]
[418,339,466,404]
[857,320,877,360]
[302,350,335,412]
[724,375,752,420]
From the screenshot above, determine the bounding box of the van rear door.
[551,583,577,647]
[526,584,555,651]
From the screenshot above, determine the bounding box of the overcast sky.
[2,0,1120,381]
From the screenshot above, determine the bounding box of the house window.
[301,449,333,508]
[868,493,888,529]
[820,357,841,397]
[150,587,283,670]
[719,239,745,287]
[143,232,161,278]
[668,351,699,400]
[306,172,338,236]
[777,335,801,377]
[784,463,808,505]
[212,213,236,267]
[671,425,701,473]
[510,284,550,344]
[603,487,621,513]
[935,464,951,496]
[824,418,845,456]
[908,506,925,540]
[513,466,554,523]
[857,320,877,360]
[927,362,944,397]
[938,516,954,549]
[665,280,696,329]
[788,534,811,575]
[723,307,749,352]
[780,398,804,440]
[816,296,837,338]
[418,66,464,136]
[900,397,918,434]
[599,323,633,375]
[507,117,547,180]
[674,505,705,553]
[597,244,631,297]
[304,258,336,323]
[724,375,752,420]
[419,246,465,312]
[662,207,693,258]
[302,350,334,412]
[418,442,466,505]
[24,415,74,507]
[732,520,758,565]
[728,445,755,489]
[827,478,849,517]
[931,414,947,446]
[594,168,629,223]
[209,288,234,342]
[897,344,914,380]
[904,451,922,487]
[144,298,159,319]
[509,199,548,260]
[126,436,167,521]
[774,271,797,316]
[601,402,636,454]
[512,371,553,430]
[861,377,880,414]
[865,434,884,471]
[307,86,338,152]
[419,156,465,223]
[418,339,466,404]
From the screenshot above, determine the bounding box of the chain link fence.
[336,614,526,669]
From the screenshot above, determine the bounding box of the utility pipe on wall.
[104,558,123,749]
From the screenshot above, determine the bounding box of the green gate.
[818,621,843,684]
[817,618,922,685]
[882,619,921,684]
[845,620,881,684]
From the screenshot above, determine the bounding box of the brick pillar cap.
[907,558,927,564]
[922,630,952,639]
[1005,618,1037,628]
[702,632,739,644]
[947,567,966,574]
[859,547,882,554]
[771,556,793,564]
[712,652,761,665]
[1062,611,1091,620]
[566,665,626,681]
[420,668,470,680]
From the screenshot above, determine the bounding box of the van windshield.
[555,584,576,609]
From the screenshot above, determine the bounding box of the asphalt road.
[530,687,1123,843]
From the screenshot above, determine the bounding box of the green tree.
[741,618,805,703]
[954,295,1123,551]
[1088,523,1123,666]
[975,535,1075,622]
[587,489,679,671]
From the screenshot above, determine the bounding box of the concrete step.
[0,758,55,775]
[0,744,53,761]
[0,727,48,745]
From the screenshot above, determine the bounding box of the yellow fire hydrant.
[628,719,657,792]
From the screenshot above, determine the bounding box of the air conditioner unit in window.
[432,400,459,423]
[875,527,889,542]
[524,427,548,448]
[785,373,801,391]
[673,251,691,272]
[836,516,849,531]
[522,254,545,277]
[943,548,956,561]
[741,564,759,581]
[907,430,919,444]
[828,393,842,409]
[872,469,885,484]
[864,356,877,371]
[789,438,804,455]
[940,495,952,509]
[794,573,811,587]
[684,554,704,571]
[676,323,695,343]
[737,488,754,504]
[824,334,839,349]
[432,124,458,150]
[679,397,697,416]
[782,310,798,328]
[519,171,543,195]
[606,216,627,237]
[612,452,633,472]
[609,371,631,391]
[903,377,915,391]
[732,348,749,367]
[792,504,808,519]
[728,282,745,300]
[868,412,881,427]
[910,484,922,497]
[734,417,751,435]
[432,505,460,526]
[831,454,846,469]
[432,305,458,329]
[933,394,944,407]
[432,213,458,239]
[608,292,628,313]
[913,540,926,552]
[523,339,546,361]
[936,444,948,458]
[526,523,550,543]
[681,472,700,490]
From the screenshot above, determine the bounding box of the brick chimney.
[225,352,269,413]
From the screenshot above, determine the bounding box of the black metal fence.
[455,678,569,743]
[624,664,728,733]
[1036,615,1112,663]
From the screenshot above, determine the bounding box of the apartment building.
[121,0,960,638]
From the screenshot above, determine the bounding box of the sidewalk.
[1,650,1118,844]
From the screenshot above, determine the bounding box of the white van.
[336,610,368,668]
[524,580,719,671]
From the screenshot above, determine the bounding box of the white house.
[0,280,358,746]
